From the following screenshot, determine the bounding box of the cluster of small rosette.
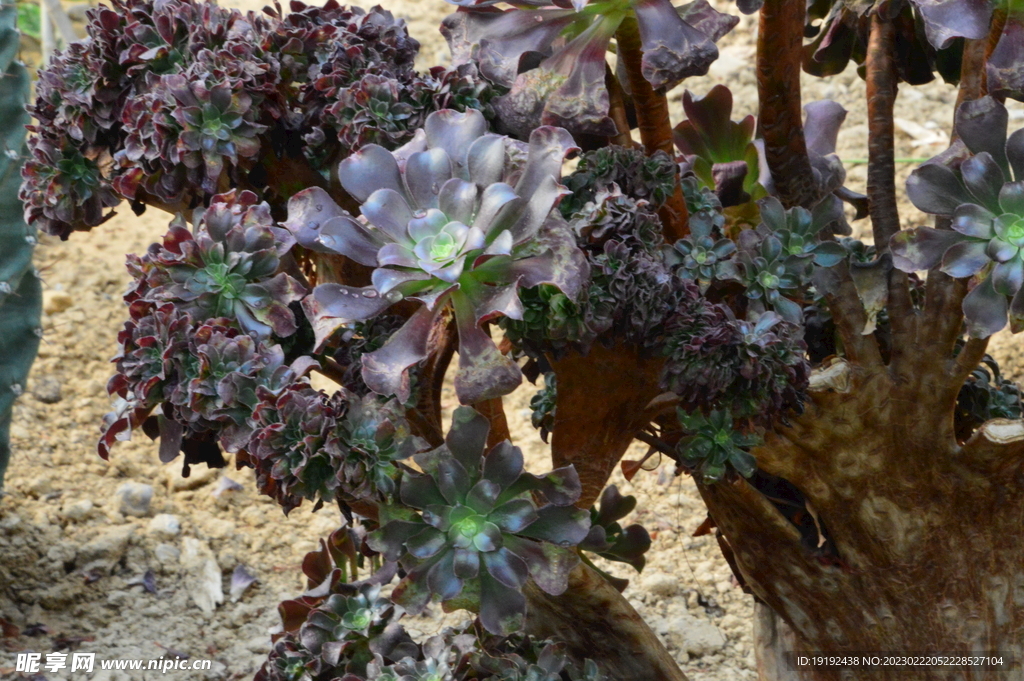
[20,0,499,239]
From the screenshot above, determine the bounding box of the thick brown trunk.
[524,563,689,681]
[549,343,666,507]
[756,0,817,208]
[698,357,1024,681]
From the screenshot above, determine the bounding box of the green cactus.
[0,0,41,488]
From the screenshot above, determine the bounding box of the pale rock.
[116,482,154,517]
[26,476,53,498]
[42,290,73,314]
[148,513,181,538]
[78,525,136,566]
[154,543,181,565]
[668,615,727,657]
[245,635,269,654]
[0,513,21,530]
[715,579,733,594]
[166,464,219,492]
[642,572,679,598]
[30,376,62,404]
[61,499,94,521]
[180,537,224,614]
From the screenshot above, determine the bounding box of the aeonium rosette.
[130,189,307,338]
[285,108,588,404]
[891,96,1024,337]
[367,407,591,636]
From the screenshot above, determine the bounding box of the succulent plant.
[288,108,587,404]
[472,639,567,681]
[579,485,651,573]
[664,212,736,293]
[250,386,422,511]
[441,0,737,139]
[892,96,1024,336]
[955,350,1023,442]
[676,408,761,483]
[722,229,807,324]
[673,85,765,208]
[131,190,306,338]
[559,146,677,218]
[20,132,120,240]
[367,635,460,681]
[661,307,810,426]
[331,316,415,397]
[368,407,591,635]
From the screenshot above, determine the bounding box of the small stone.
[42,290,73,315]
[78,525,136,566]
[116,482,154,518]
[642,573,680,599]
[668,616,727,657]
[166,464,219,492]
[26,476,53,498]
[148,514,181,538]
[715,580,733,594]
[244,636,269,654]
[154,543,181,565]
[30,376,62,404]
[180,538,224,614]
[61,499,94,522]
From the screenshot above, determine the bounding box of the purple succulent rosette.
[673,85,865,226]
[892,96,1024,337]
[367,407,591,636]
[440,0,737,140]
[285,108,588,405]
[131,190,306,338]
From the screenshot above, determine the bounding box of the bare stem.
[605,66,636,148]
[756,0,817,208]
[615,16,689,241]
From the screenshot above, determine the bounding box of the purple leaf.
[453,549,480,579]
[451,299,523,404]
[916,0,992,49]
[677,0,740,40]
[960,152,1006,211]
[886,227,965,272]
[407,526,448,559]
[318,216,385,267]
[441,7,576,86]
[362,189,417,246]
[339,144,406,204]
[489,499,538,533]
[302,284,392,352]
[405,148,454,211]
[446,406,491,476]
[483,547,529,589]
[478,569,526,635]
[991,259,1024,296]
[906,162,973,216]
[803,100,847,157]
[951,203,997,239]
[940,240,991,279]
[464,283,524,324]
[427,549,463,600]
[230,565,257,601]
[1008,129,1024,181]
[282,188,352,253]
[362,304,441,402]
[988,16,1024,103]
[1000,181,1024,216]
[483,441,525,490]
[501,535,579,595]
[517,505,591,545]
[963,275,1009,338]
[439,178,480,225]
[425,109,489,178]
[635,0,718,88]
[955,96,1009,172]
[467,135,507,190]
